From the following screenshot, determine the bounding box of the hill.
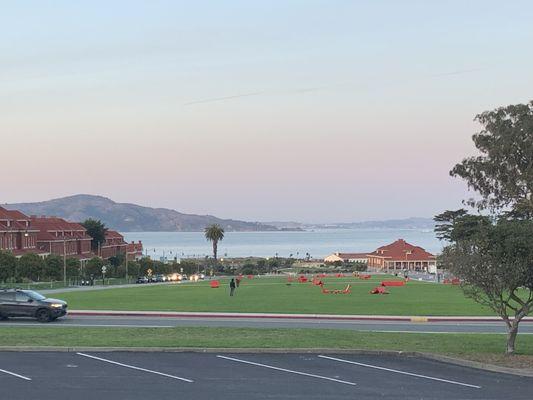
[5,195,277,232]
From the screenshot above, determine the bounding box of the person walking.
[229,278,236,297]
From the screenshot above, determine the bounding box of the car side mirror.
[27,299,33,303]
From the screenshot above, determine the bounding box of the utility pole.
[63,237,67,286]
[125,245,129,282]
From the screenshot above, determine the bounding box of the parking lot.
[1,352,532,399]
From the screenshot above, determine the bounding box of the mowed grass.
[2,327,533,362]
[54,275,494,316]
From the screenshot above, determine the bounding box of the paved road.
[0,351,531,399]
[2,315,533,334]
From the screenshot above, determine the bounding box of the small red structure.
[359,274,371,280]
[336,273,344,278]
[210,280,220,288]
[370,286,389,294]
[451,278,460,285]
[298,275,308,283]
[247,275,254,279]
[320,284,351,294]
[381,281,405,287]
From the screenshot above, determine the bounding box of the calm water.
[124,229,442,260]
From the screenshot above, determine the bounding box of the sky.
[2,1,533,223]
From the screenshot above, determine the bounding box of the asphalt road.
[0,351,531,399]
[1,315,533,334]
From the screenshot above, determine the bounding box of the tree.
[204,224,224,261]
[81,219,108,252]
[66,258,81,279]
[18,253,45,282]
[450,101,533,217]
[44,255,63,281]
[85,257,104,277]
[0,251,17,282]
[436,100,533,354]
[436,215,533,354]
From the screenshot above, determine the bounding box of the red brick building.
[127,241,144,261]
[99,230,128,259]
[2,207,143,262]
[0,207,47,257]
[30,217,93,260]
[367,239,436,272]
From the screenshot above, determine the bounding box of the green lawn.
[1,327,531,358]
[53,275,494,316]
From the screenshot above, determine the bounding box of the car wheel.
[36,309,52,323]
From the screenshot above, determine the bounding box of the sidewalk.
[67,310,533,323]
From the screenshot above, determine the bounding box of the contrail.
[183,91,264,106]
[182,67,486,106]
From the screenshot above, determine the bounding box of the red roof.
[368,239,435,261]
[105,230,124,239]
[30,217,91,241]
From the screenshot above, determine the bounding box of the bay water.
[123,229,442,260]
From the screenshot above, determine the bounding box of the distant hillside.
[265,217,435,230]
[5,195,278,232]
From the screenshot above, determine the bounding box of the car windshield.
[24,291,46,301]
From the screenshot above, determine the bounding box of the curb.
[0,346,531,377]
[68,310,533,323]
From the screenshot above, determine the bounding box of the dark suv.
[0,289,67,322]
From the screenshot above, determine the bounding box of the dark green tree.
[44,255,63,281]
[66,258,81,279]
[85,257,104,277]
[436,215,533,354]
[204,224,224,261]
[451,101,533,217]
[0,251,17,282]
[81,219,108,252]
[18,253,45,282]
[436,100,533,354]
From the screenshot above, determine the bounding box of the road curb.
[68,310,533,323]
[0,346,531,377]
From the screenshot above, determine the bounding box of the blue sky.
[2,1,533,222]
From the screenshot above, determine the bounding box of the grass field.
[53,275,494,316]
[1,327,532,367]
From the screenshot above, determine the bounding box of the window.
[0,292,15,301]
[15,292,29,302]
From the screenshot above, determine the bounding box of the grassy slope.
[53,275,493,316]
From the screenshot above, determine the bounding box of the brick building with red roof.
[0,206,47,257]
[30,216,93,260]
[367,239,436,272]
[2,207,143,266]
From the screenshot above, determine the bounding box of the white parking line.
[76,353,193,383]
[0,368,32,381]
[216,355,356,386]
[318,355,481,389]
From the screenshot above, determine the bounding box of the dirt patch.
[459,353,533,370]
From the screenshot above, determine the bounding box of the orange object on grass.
[381,281,405,287]
[210,280,220,288]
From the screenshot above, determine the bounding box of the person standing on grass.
[229,278,236,296]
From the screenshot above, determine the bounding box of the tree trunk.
[506,322,519,355]
[213,241,218,261]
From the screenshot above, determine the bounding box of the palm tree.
[204,224,225,261]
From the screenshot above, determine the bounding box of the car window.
[0,292,15,301]
[15,292,30,302]
[25,291,46,301]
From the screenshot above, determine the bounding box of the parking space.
[0,352,532,399]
